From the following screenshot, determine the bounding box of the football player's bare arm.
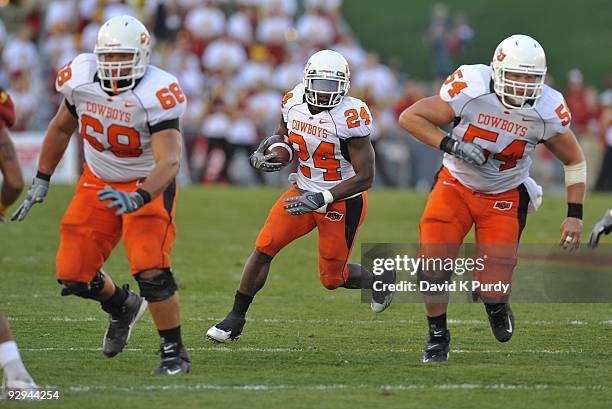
[329,136,374,200]
[0,126,24,209]
[544,130,586,249]
[38,101,78,176]
[398,96,455,149]
[139,128,181,199]
[275,115,289,136]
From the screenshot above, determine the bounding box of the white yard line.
[7,316,611,326]
[62,383,606,393]
[21,346,596,355]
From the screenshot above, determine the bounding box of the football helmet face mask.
[94,15,151,93]
[303,50,350,109]
[491,34,547,109]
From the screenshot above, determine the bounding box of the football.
[265,134,293,164]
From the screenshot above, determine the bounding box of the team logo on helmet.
[496,48,507,62]
[0,91,7,103]
[325,211,344,221]
[140,32,150,45]
[493,201,513,211]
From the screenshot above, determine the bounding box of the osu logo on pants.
[493,201,513,211]
[325,211,344,221]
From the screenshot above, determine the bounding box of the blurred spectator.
[273,53,303,93]
[235,47,273,91]
[594,90,612,191]
[296,10,335,48]
[202,34,247,73]
[226,107,265,185]
[423,3,473,79]
[304,0,342,15]
[7,70,39,131]
[260,0,297,17]
[565,68,603,189]
[353,53,399,104]
[199,100,232,183]
[423,3,453,78]
[332,35,367,72]
[227,5,256,47]
[2,25,39,74]
[256,9,292,64]
[184,2,226,56]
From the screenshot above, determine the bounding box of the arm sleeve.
[149,118,180,134]
[64,98,78,119]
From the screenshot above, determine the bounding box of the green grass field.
[1,186,611,408]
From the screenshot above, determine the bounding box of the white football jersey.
[282,83,373,194]
[440,64,571,194]
[56,53,186,182]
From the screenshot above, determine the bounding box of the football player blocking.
[207,50,395,343]
[12,16,190,375]
[399,34,586,362]
[0,90,38,396]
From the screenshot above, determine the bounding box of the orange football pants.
[419,167,529,300]
[255,186,368,290]
[56,164,177,283]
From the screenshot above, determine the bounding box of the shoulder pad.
[134,66,187,127]
[334,96,372,139]
[55,53,97,104]
[281,83,305,122]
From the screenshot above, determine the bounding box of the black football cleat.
[154,342,191,375]
[371,268,396,313]
[206,313,246,343]
[485,303,514,342]
[422,329,451,363]
[102,285,148,357]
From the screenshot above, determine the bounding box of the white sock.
[0,341,30,380]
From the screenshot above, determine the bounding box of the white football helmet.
[94,15,151,93]
[491,34,547,109]
[303,50,350,108]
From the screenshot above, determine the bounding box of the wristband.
[567,203,583,219]
[322,190,334,205]
[36,171,51,181]
[136,188,151,204]
[439,135,456,154]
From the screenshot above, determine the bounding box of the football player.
[399,35,586,362]
[207,50,393,342]
[0,89,36,396]
[0,88,23,222]
[588,209,612,248]
[12,16,190,374]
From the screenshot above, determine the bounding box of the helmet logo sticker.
[496,48,507,62]
[140,32,150,45]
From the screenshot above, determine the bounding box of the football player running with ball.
[399,35,586,362]
[207,50,394,343]
[12,16,190,374]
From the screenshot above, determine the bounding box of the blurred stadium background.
[0,0,610,191]
[1,1,611,408]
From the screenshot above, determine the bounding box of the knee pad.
[135,268,177,302]
[59,271,105,299]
